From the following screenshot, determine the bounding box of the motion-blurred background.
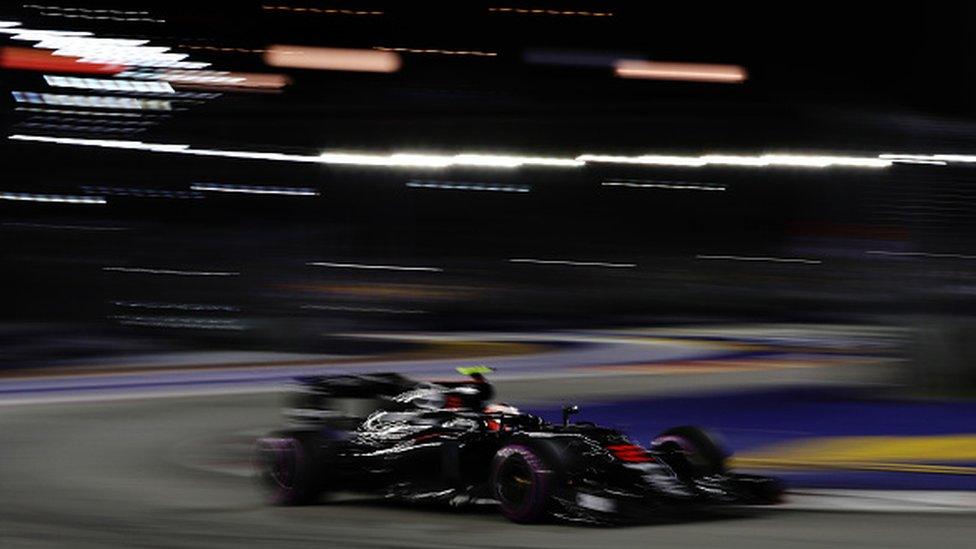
[2,2,976,547]
[6,1,976,363]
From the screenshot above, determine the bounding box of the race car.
[255,367,783,523]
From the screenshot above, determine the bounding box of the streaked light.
[696,254,822,265]
[25,5,150,16]
[374,46,497,57]
[23,114,155,126]
[0,46,123,74]
[191,183,318,196]
[1,24,207,69]
[44,75,174,93]
[761,154,890,168]
[578,154,706,166]
[103,267,240,276]
[453,153,581,167]
[320,152,581,168]
[881,153,976,165]
[307,261,443,272]
[81,186,203,199]
[134,69,241,84]
[877,155,948,166]
[301,304,427,314]
[488,6,613,17]
[509,258,636,268]
[15,106,153,118]
[0,191,106,204]
[172,72,289,91]
[578,153,890,169]
[112,316,244,330]
[0,28,94,39]
[24,4,165,24]
[264,45,401,73]
[12,92,172,110]
[701,155,769,166]
[866,250,976,260]
[407,180,531,193]
[113,301,239,312]
[7,134,892,172]
[615,60,747,83]
[602,180,726,191]
[17,121,146,134]
[261,4,383,16]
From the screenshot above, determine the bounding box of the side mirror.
[562,404,581,426]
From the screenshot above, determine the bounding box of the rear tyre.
[490,444,552,523]
[255,432,323,505]
[651,426,728,476]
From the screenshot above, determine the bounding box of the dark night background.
[4,1,976,358]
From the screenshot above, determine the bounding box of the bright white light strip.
[696,254,822,265]
[579,153,890,169]
[191,183,319,196]
[320,152,582,168]
[509,258,636,268]
[406,180,531,193]
[44,75,175,93]
[578,154,706,166]
[6,134,899,172]
[36,37,154,49]
[867,250,976,260]
[2,25,206,68]
[602,180,725,191]
[0,28,93,39]
[0,192,105,204]
[307,261,443,272]
[103,267,240,276]
[12,92,172,110]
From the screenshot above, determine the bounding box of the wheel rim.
[497,457,533,508]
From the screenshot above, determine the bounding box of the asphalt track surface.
[1,328,973,548]
[2,381,975,548]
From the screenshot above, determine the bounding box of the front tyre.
[490,444,553,523]
[255,433,322,505]
[651,426,728,476]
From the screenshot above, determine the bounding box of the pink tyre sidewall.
[491,444,550,523]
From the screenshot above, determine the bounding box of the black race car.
[255,367,783,523]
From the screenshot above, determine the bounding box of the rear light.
[606,443,654,463]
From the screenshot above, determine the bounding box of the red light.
[606,443,653,463]
[0,47,125,75]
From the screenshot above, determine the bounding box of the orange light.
[614,60,746,83]
[167,70,290,91]
[263,45,400,73]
